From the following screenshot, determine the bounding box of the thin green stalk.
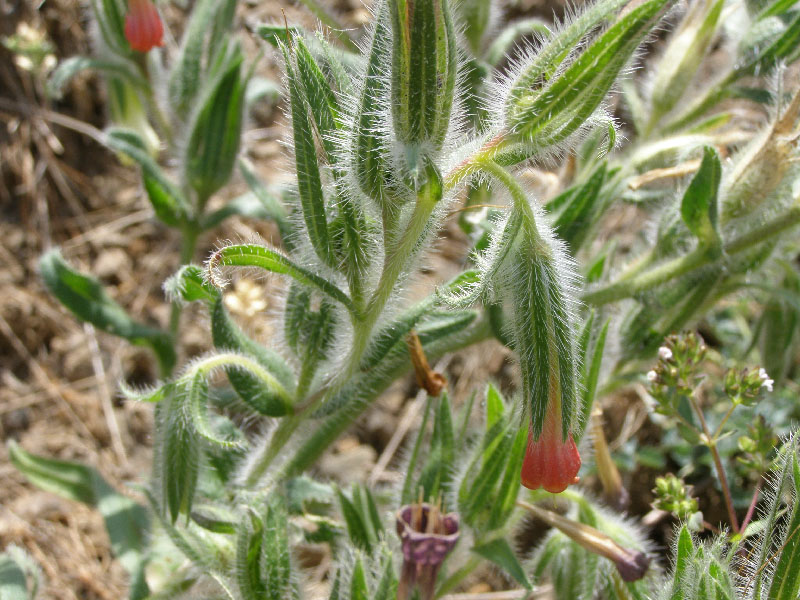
[169,228,199,338]
[584,201,800,306]
[689,395,739,533]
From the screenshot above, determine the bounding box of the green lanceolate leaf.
[283,41,333,267]
[185,45,246,205]
[547,162,607,251]
[209,243,354,311]
[211,297,295,415]
[337,487,376,553]
[105,128,190,227]
[649,0,725,124]
[185,370,245,449]
[257,24,303,47]
[415,394,456,500]
[294,37,340,161]
[350,557,369,600]
[576,318,609,442]
[88,0,128,54]
[488,425,527,530]
[168,0,217,116]
[158,394,200,523]
[680,146,721,247]
[0,553,30,600]
[473,538,532,590]
[39,250,175,374]
[507,0,669,153]
[8,442,150,598]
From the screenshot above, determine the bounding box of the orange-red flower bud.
[124,0,163,53]
[521,402,581,494]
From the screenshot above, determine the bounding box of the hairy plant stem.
[246,135,514,486]
[688,395,740,533]
[270,317,493,484]
[583,200,800,306]
[168,227,199,341]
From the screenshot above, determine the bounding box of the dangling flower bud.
[521,396,581,494]
[124,0,163,53]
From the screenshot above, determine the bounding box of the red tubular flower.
[521,400,581,494]
[124,0,163,53]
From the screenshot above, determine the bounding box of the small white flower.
[758,368,769,381]
[658,347,673,361]
[647,370,658,382]
[761,378,774,393]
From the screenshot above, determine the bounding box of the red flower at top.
[124,0,163,53]
[521,400,581,494]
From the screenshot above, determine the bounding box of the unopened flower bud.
[124,0,163,53]
[390,0,457,163]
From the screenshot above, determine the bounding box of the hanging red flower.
[124,0,164,53]
[521,400,581,494]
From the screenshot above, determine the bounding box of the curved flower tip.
[615,549,651,582]
[521,407,581,494]
[124,0,164,53]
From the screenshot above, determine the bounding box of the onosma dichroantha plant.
[8,0,800,598]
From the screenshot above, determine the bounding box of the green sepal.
[209,243,353,311]
[336,485,381,553]
[236,511,267,599]
[39,250,176,374]
[762,441,800,600]
[576,318,609,442]
[282,40,333,267]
